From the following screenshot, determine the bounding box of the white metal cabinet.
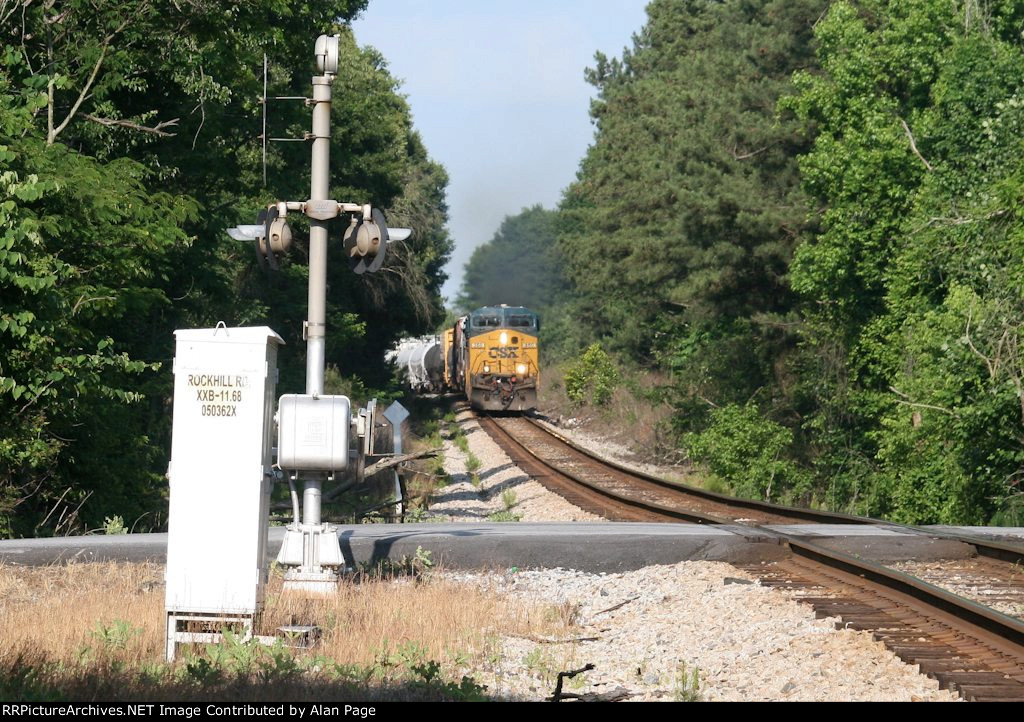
[164,326,282,620]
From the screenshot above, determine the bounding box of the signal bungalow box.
[165,326,283,615]
[277,394,351,471]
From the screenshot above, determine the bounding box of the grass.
[672,662,702,702]
[486,488,521,521]
[0,561,565,701]
[521,644,583,689]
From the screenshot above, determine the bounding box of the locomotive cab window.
[472,314,502,328]
[507,314,535,328]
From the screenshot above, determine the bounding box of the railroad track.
[475,411,1024,700]
[478,414,870,526]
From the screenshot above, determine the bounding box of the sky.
[351,0,650,303]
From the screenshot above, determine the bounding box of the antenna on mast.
[262,54,268,187]
[258,54,316,186]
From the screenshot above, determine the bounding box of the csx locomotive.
[445,305,540,412]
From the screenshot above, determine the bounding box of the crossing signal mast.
[226,34,413,593]
[164,36,416,660]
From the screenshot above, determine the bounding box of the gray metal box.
[277,394,351,471]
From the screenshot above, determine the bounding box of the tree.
[785,0,1024,522]
[557,0,825,424]
[0,61,195,536]
[0,3,453,535]
[458,205,563,311]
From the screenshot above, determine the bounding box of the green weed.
[672,662,701,702]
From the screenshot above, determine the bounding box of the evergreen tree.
[559,0,825,428]
[458,205,563,312]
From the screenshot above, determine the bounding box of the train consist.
[388,305,540,412]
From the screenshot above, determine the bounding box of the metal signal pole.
[302,64,334,531]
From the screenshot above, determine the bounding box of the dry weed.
[0,561,559,701]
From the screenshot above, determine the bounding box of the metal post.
[306,75,331,399]
[282,58,339,593]
[299,74,332,540]
[383,402,410,519]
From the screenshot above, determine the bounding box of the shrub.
[564,344,620,406]
[686,403,810,503]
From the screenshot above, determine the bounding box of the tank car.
[386,336,444,393]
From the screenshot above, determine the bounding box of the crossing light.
[344,207,411,275]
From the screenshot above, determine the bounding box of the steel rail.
[522,414,1024,565]
[477,410,1024,676]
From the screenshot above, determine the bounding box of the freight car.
[385,336,444,393]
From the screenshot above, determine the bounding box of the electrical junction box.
[277,394,351,471]
[164,326,283,615]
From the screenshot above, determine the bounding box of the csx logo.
[488,346,519,358]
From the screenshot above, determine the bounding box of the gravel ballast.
[426,407,601,522]
[445,561,957,701]
[419,404,960,701]
[891,559,1024,620]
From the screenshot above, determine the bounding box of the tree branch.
[361,449,438,478]
[82,113,180,137]
[49,40,110,144]
[964,312,997,378]
[900,118,933,171]
[548,664,596,702]
[889,386,955,416]
[47,6,148,144]
[730,142,777,160]
[0,0,19,28]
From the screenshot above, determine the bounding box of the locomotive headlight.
[516,363,527,375]
[483,364,491,373]
[499,332,508,345]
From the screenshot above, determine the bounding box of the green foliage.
[0,660,63,702]
[564,344,620,406]
[402,506,441,524]
[464,453,482,474]
[354,546,433,580]
[0,80,192,536]
[673,662,702,702]
[88,620,143,652]
[103,516,127,535]
[500,488,517,511]
[0,1,452,537]
[427,454,449,484]
[181,656,223,686]
[558,0,823,359]
[781,0,1024,522]
[686,404,811,503]
[548,0,1024,524]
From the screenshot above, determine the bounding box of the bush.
[686,403,810,503]
[564,344,620,406]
